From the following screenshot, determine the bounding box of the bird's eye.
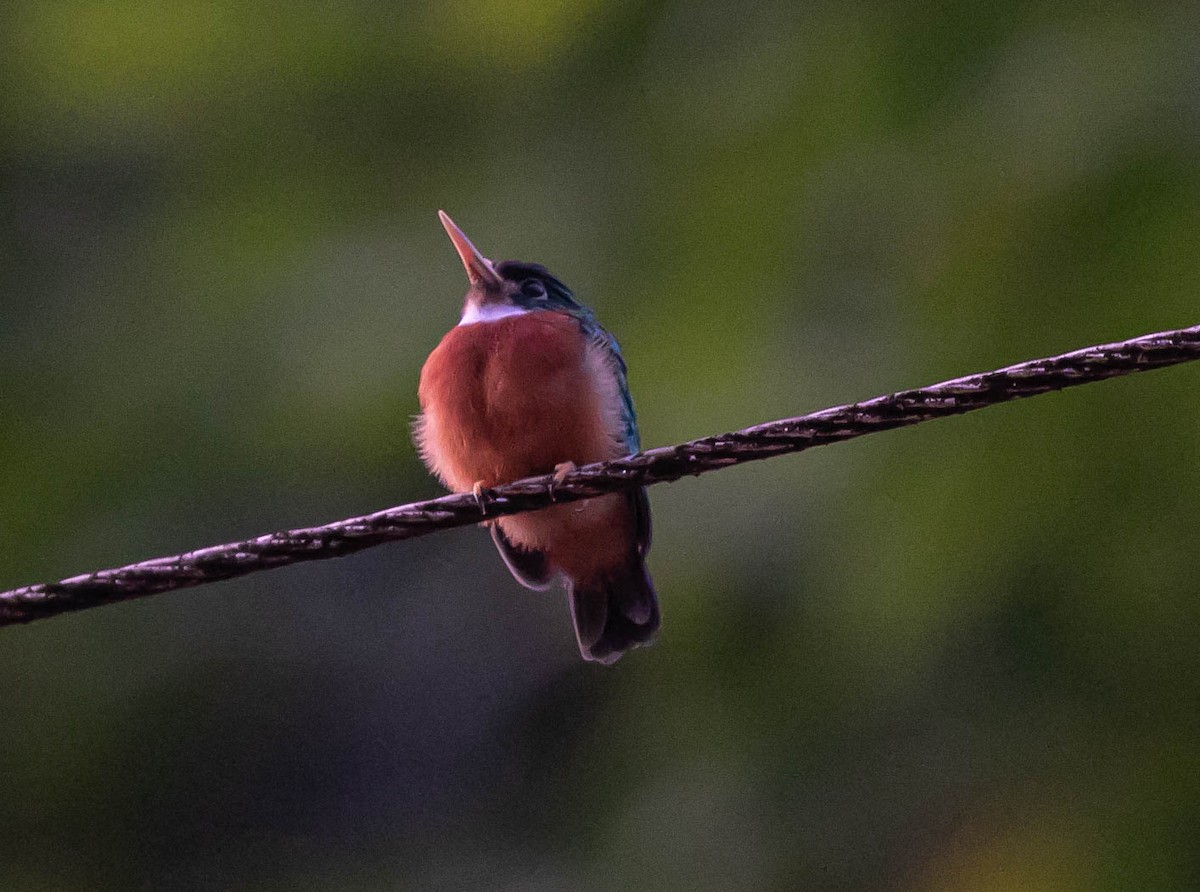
[522,280,546,298]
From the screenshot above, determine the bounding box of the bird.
[414,211,659,665]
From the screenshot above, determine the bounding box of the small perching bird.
[414,212,659,664]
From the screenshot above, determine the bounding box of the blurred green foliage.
[2,1,1199,888]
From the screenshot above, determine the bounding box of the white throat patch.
[458,303,529,326]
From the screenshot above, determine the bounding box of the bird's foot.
[549,461,577,502]
[472,480,494,515]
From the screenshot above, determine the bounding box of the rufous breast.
[415,310,627,495]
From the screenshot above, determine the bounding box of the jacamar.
[414,212,659,665]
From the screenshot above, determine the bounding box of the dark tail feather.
[567,560,660,666]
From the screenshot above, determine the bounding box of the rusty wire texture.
[3,323,1198,628]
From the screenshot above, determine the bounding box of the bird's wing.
[581,317,652,557]
[630,483,652,557]
[583,317,641,453]
[490,524,556,591]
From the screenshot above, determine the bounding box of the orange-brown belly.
[415,311,631,577]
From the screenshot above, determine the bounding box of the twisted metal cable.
[3,323,1198,628]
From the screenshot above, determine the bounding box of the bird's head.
[438,210,585,324]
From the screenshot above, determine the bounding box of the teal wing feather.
[579,315,640,453]
[579,314,652,557]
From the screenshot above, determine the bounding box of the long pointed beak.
[439,210,502,287]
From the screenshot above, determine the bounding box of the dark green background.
[2,2,1198,888]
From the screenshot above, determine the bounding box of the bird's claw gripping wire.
[549,462,577,502]
[471,481,495,516]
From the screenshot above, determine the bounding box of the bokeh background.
[2,2,1199,889]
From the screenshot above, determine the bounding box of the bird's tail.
[566,559,660,665]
